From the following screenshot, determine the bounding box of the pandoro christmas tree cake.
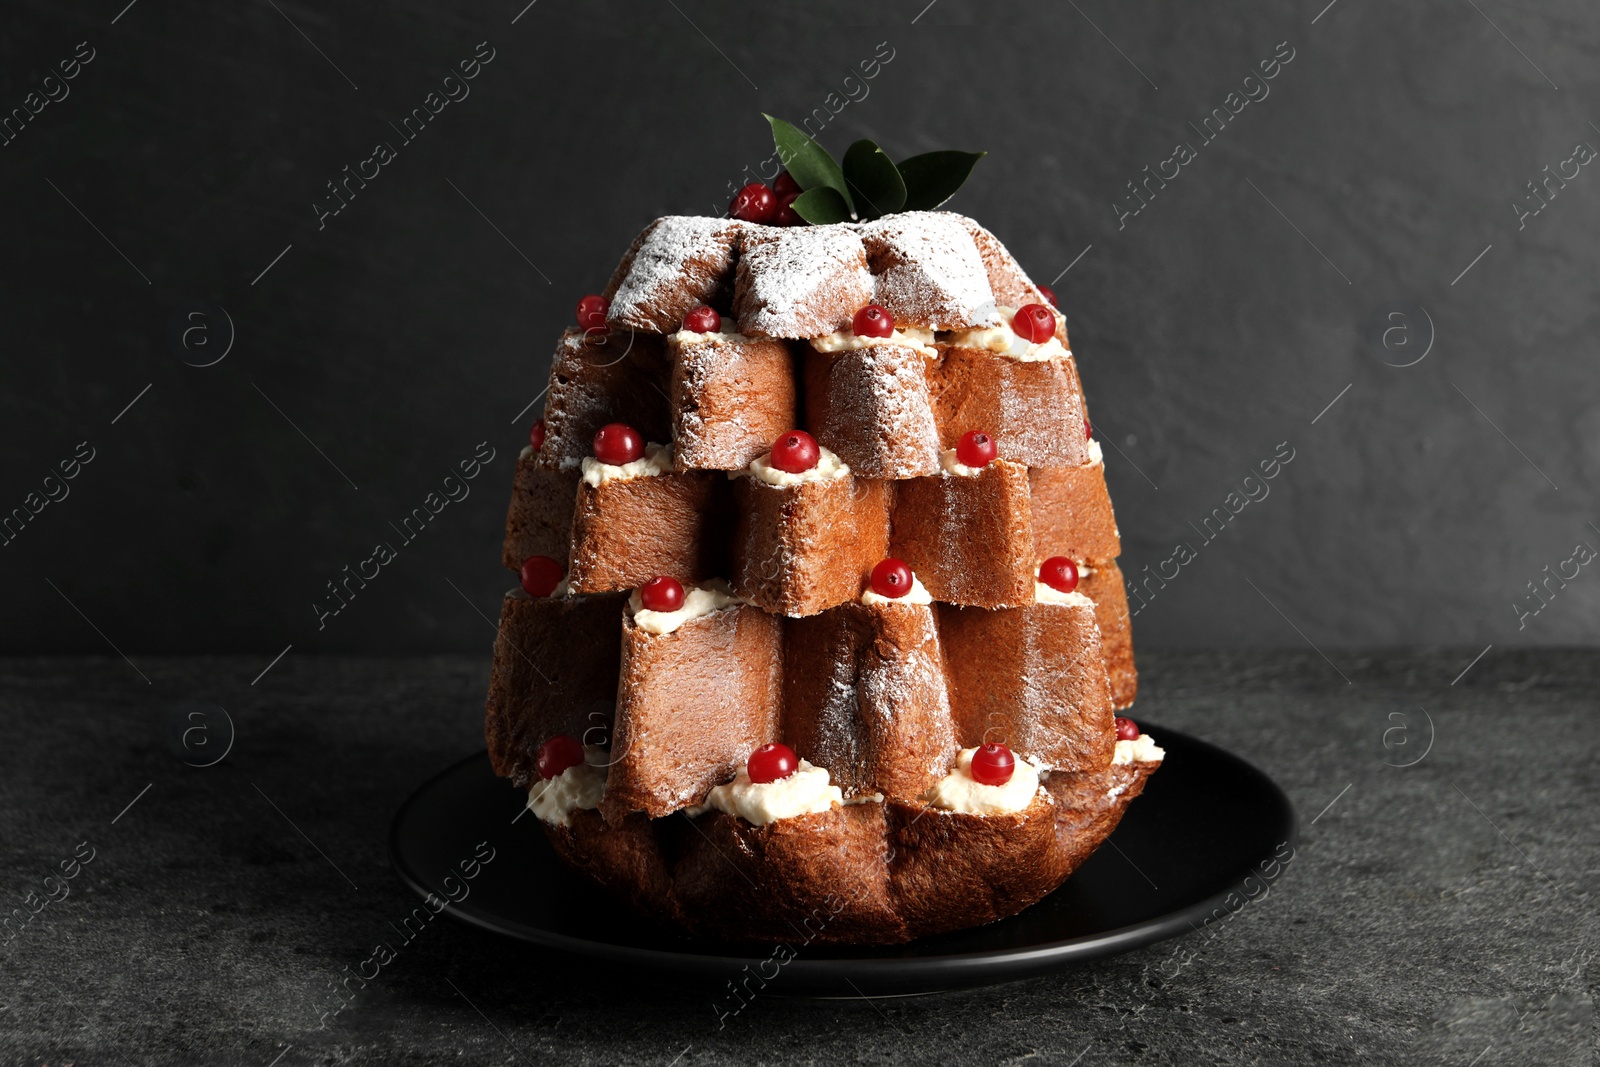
[483,117,1161,944]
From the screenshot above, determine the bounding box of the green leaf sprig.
[763,114,985,225]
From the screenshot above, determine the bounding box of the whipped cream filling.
[1034,581,1094,607]
[1113,734,1165,765]
[669,320,744,345]
[810,325,936,356]
[697,759,842,826]
[628,579,741,635]
[943,305,1069,362]
[924,747,1044,815]
[526,745,608,827]
[1087,438,1104,465]
[739,445,850,488]
[938,449,986,477]
[860,572,933,607]
[581,442,674,487]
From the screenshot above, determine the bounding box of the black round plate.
[390,725,1296,995]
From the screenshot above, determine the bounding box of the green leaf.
[897,150,987,211]
[764,114,854,215]
[789,186,853,225]
[841,140,906,219]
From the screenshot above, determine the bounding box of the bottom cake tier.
[533,750,1160,945]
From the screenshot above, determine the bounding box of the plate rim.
[389,725,1298,985]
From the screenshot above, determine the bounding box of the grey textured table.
[1,650,1594,1065]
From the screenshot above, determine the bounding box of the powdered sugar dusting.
[863,212,999,330]
[603,219,659,299]
[609,216,744,332]
[734,225,874,338]
[856,605,958,795]
[955,216,1048,309]
[810,344,942,477]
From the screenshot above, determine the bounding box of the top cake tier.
[602,211,1048,337]
[539,211,1090,479]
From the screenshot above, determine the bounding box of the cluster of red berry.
[729,172,805,226]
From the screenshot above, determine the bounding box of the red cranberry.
[529,419,546,453]
[970,742,1016,786]
[592,423,644,465]
[1039,556,1079,594]
[730,182,776,223]
[955,430,997,469]
[1038,285,1058,307]
[771,191,803,227]
[575,294,609,334]
[852,304,894,338]
[1116,717,1141,742]
[536,734,585,780]
[869,558,913,599]
[1013,303,1057,344]
[770,430,820,473]
[682,306,721,333]
[773,172,800,199]
[747,742,799,784]
[1085,418,1093,440]
[639,576,685,613]
[519,555,564,598]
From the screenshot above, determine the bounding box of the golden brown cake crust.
[803,344,943,478]
[669,333,798,471]
[782,602,958,802]
[501,448,579,570]
[498,209,1153,946]
[566,470,727,594]
[937,600,1116,773]
[1079,559,1138,708]
[930,345,1092,469]
[606,217,743,333]
[483,590,625,788]
[539,329,671,473]
[540,757,1159,944]
[601,605,784,821]
[729,473,892,617]
[891,460,1035,608]
[733,225,875,339]
[1030,461,1122,561]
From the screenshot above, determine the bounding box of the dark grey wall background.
[3,0,1597,662]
